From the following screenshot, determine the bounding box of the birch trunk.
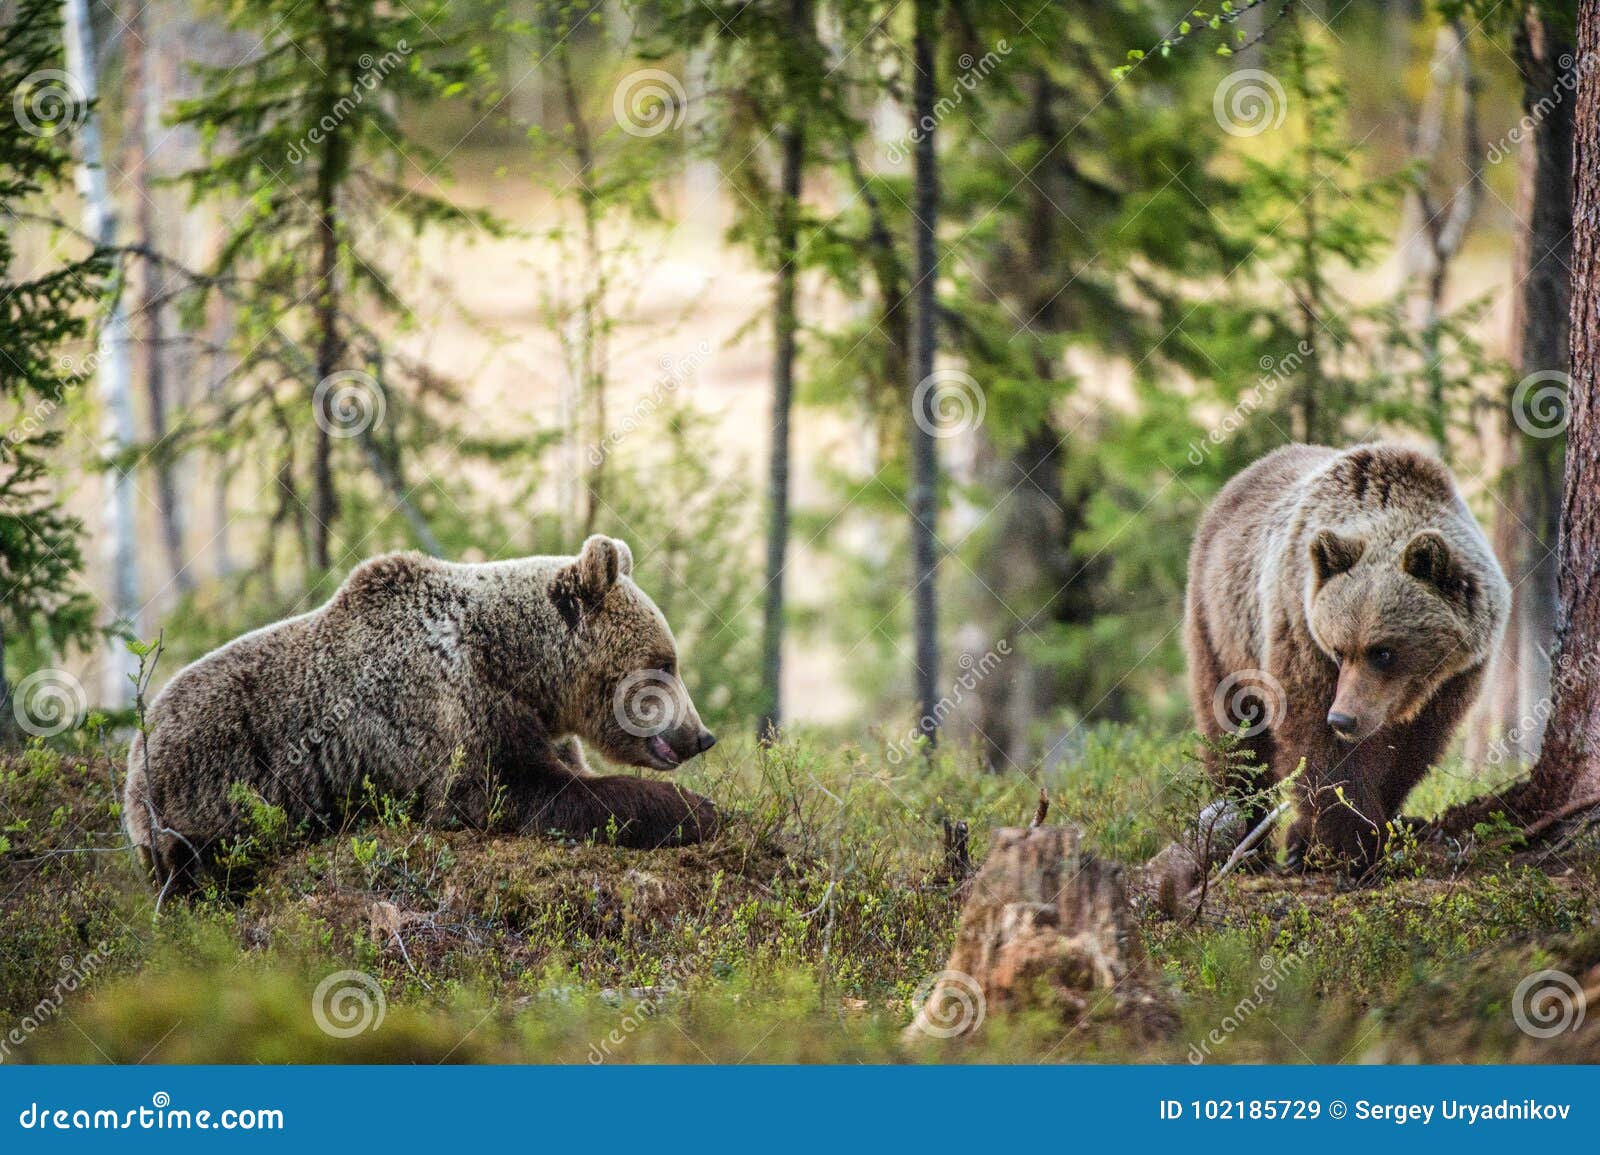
[64,0,139,707]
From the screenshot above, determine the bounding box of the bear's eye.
[1368,647,1396,672]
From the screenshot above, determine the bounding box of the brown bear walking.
[1185,443,1509,870]
[124,535,720,891]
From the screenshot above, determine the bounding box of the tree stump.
[904,825,1174,1043]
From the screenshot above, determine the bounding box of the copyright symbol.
[1329,1100,1347,1119]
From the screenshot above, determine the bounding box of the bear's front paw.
[580,776,720,849]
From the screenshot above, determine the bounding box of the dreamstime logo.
[1211,669,1285,738]
[612,69,687,138]
[884,40,1011,164]
[1486,52,1597,166]
[1185,341,1312,466]
[588,341,712,466]
[912,369,986,439]
[886,640,1010,764]
[12,69,86,138]
[1485,647,1600,767]
[612,669,684,738]
[285,41,412,163]
[1512,969,1586,1039]
[311,970,386,1038]
[0,942,112,1063]
[12,668,87,738]
[1511,370,1569,438]
[1188,947,1308,1063]
[908,969,986,1038]
[1213,69,1287,137]
[312,370,386,439]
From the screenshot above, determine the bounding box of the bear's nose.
[696,729,717,753]
[1327,711,1359,737]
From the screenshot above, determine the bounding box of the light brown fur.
[124,536,719,890]
[1185,443,1508,869]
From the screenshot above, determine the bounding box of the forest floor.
[2,726,1598,1063]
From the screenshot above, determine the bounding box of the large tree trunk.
[1471,7,1574,765]
[757,0,810,739]
[1447,0,1600,832]
[908,0,942,744]
[64,0,139,707]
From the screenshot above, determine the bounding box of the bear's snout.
[1327,710,1360,740]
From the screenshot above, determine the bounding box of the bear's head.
[1305,526,1499,742]
[550,534,717,770]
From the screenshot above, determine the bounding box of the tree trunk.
[0,618,13,747]
[758,0,810,739]
[1473,8,1574,764]
[1447,0,1600,832]
[124,0,191,599]
[908,0,941,744]
[64,0,139,707]
[557,43,608,538]
[311,96,342,573]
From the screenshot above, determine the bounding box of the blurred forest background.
[0,0,1577,770]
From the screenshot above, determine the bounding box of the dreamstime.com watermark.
[588,341,712,466]
[313,370,386,439]
[1186,341,1313,466]
[587,957,697,1062]
[1210,668,1287,740]
[907,969,986,1038]
[285,42,412,164]
[10,668,87,739]
[284,655,379,768]
[1511,968,1587,1039]
[886,640,1011,764]
[612,69,687,137]
[11,68,86,138]
[1511,369,1570,439]
[1485,647,1600,767]
[311,969,387,1038]
[612,669,689,739]
[6,352,97,445]
[1486,52,1597,166]
[0,942,113,1063]
[1187,946,1309,1063]
[1213,68,1287,137]
[912,368,986,440]
[884,41,1012,165]
[17,1093,284,1131]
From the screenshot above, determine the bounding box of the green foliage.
[4,729,1596,1063]
[0,0,104,686]
[170,0,501,578]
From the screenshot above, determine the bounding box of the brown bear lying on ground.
[124,535,719,891]
[1183,442,1509,873]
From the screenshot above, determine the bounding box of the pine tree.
[171,0,494,577]
[0,0,105,737]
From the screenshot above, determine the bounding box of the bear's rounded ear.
[612,537,634,577]
[1402,530,1471,603]
[551,536,626,628]
[575,534,624,600]
[1310,529,1365,587]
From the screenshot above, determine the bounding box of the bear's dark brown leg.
[1286,735,1387,873]
[519,772,719,848]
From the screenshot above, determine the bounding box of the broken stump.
[905,824,1173,1043]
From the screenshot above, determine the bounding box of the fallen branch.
[1191,801,1290,896]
